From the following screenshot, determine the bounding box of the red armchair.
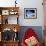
[21,28,41,46]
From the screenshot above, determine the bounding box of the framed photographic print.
[1,28,13,41]
[24,8,37,19]
[8,16,18,24]
[9,9,18,15]
[2,10,9,15]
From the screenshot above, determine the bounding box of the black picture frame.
[24,8,37,19]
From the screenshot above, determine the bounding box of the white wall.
[18,0,44,26]
[0,0,44,26]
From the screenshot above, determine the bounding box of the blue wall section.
[18,26,44,44]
